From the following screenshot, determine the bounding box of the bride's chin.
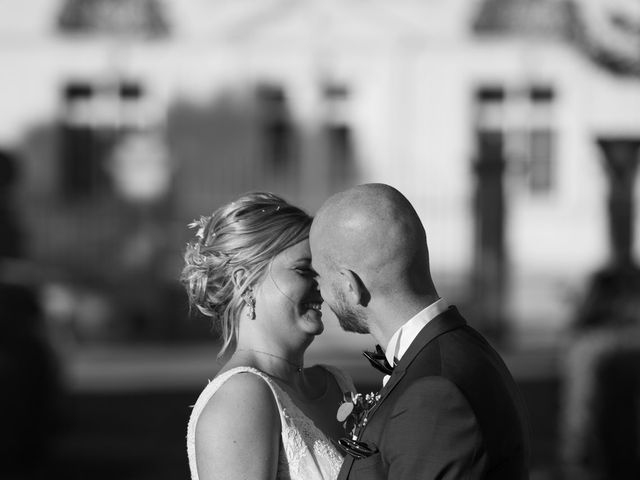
[302,312,324,335]
[312,322,324,336]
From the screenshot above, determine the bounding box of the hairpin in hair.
[260,206,281,214]
[188,215,209,240]
[190,242,205,265]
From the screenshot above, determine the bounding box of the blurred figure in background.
[0,150,61,480]
[561,269,640,479]
[0,149,24,259]
[181,192,355,480]
[0,284,61,480]
[560,139,640,479]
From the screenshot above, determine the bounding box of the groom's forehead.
[311,251,337,273]
[309,255,325,271]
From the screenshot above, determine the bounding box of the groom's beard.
[333,288,369,334]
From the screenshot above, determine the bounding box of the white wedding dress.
[187,365,354,480]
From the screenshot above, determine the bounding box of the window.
[257,84,294,171]
[60,80,145,199]
[475,84,556,195]
[323,83,354,183]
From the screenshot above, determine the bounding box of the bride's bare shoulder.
[194,372,281,478]
[198,371,278,427]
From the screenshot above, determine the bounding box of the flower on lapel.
[336,391,381,459]
[336,391,381,440]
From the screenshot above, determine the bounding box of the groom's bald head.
[310,183,433,299]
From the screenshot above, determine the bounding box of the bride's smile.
[254,239,325,340]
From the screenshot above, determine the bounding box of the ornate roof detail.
[473,0,577,39]
[473,0,640,77]
[571,0,640,77]
[57,0,170,38]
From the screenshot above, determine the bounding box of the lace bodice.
[187,365,353,480]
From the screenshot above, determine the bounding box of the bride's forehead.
[274,240,311,263]
[282,240,311,259]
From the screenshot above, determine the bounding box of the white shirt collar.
[385,298,449,366]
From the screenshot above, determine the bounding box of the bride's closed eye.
[294,266,317,278]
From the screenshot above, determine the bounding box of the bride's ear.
[231,268,249,292]
[339,269,371,307]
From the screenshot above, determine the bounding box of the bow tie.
[363,345,394,375]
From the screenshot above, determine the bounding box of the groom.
[310,183,530,480]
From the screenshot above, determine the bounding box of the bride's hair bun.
[180,192,312,355]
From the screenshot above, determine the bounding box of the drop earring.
[244,289,256,319]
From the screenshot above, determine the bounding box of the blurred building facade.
[1,0,639,343]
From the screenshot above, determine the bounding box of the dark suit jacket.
[338,306,530,480]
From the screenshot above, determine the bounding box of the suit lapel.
[396,306,466,373]
[337,454,355,480]
[363,306,467,422]
[338,307,467,479]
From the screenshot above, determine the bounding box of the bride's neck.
[232,342,306,383]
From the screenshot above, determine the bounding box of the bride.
[181,192,355,480]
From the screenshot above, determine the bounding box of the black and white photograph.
[1,0,640,479]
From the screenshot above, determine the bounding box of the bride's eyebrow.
[290,257,312,268]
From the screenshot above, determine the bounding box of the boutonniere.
[336,391,381,459]
[337,391,381,439]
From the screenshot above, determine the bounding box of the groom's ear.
[339,269,371,307]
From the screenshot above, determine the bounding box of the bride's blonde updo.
[180,192,312,355]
